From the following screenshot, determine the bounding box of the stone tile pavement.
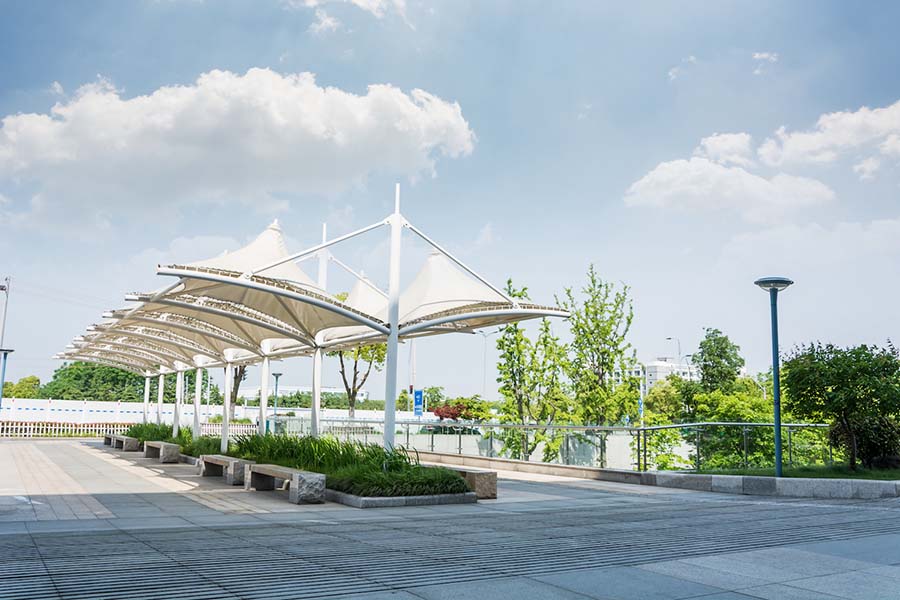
[2,438,900,599]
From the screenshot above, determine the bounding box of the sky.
[2,0,900,400]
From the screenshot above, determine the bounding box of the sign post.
[413,389,424,417]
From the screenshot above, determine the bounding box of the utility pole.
[0,277,10,348]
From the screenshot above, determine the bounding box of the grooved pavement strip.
[1,439,899,599]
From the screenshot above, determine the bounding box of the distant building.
[618,357,699,398]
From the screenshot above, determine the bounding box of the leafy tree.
[327,293,387,418]
[40,362,145,401]
[432,395,492,421]
[423,386,446,410]
[557,264,637,425]
[783,342,900,469]
[9,375,41,398]
[398,389,411,411]
[694,328,745,392]
[643,379,681,421]
[330,344,386,418]
[497,281,573,461]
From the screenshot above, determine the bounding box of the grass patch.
[230,434,469,497]
[327,464,469,497]
[123,423,172,443]
[694,464,900,480]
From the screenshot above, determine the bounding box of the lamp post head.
[754,276,793,292]
[272,372,282,379]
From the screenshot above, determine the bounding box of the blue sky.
[2,1,900,399]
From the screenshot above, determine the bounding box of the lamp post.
[0,348,14,416]
[272,372,282,419]
[754,276,793,477]
[665,336,682,365]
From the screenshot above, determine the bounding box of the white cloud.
[624,157,834,224]
[668,55,696,82]
[0,68,475,224]
[693,132,754,167]
[752,51,778,75]
[722,218,900,273]
[758,99,900,166]
[308,8,340,33]
[474,223,494,247]
[853,157,881,181]
[129,235,243,270]
[284,0,407,20]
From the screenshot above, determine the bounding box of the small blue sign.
[413,389,424,416]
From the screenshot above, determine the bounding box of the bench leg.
[250,471,275,491]
[201,462,224,477]
[224,463,245,486]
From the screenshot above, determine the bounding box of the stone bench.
[199,454,255,486]
[112,435,141,452]
[144,440,181,463]
[244,464,325,504]
[103,433,114,446]
[439,465,497,499]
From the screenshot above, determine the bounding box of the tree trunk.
[348,390,357,419]
[229,365,246,421]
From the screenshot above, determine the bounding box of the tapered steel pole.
[383,184,402,448]
[769,288,784,478]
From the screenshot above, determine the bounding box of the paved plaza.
[2,440,900,599]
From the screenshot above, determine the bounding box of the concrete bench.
[199,454,255,486]
[244,464,325,504]
[112,435,141,452]
[426,464,497,499]
[144,440,180,463]
[103,433,114,446]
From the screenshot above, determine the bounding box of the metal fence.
[269,416,832,472]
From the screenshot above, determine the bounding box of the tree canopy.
[694,327,745,392]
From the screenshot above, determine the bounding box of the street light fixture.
[272,372,282,419]
[665,336,682,365]
[754,276,793,477]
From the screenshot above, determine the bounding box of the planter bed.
[325,489,477,508]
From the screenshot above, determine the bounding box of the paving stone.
[535,566,725,599]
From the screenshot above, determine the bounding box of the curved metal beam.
[113,311,261,356]
[56,355,149,376]
[400,307,570,337]
[89,324,224,362]
[146,295,316,347]
[157,267,390,335]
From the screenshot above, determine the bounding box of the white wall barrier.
[0,398,257,425]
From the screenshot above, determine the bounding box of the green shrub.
[327,464,470,497]
[831,416,900,469]
[208,415,252,424]
[228,434,468,496]
[180,434,224,457]
[231,433,410,472]
[124,423,172,443]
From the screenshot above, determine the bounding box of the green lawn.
[694,464,900,480]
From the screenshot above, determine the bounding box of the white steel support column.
[222,363,232,453]
[142,377,150,424]
[173,370,184,437]
[157,373,165,425]
[311,223,328,438]
[193,368,202,438]
[258,357,270,435]
[383,184,402,448]
[311,348,322,436]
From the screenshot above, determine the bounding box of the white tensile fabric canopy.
[59,187,568,449]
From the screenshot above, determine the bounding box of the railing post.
[457,425,463,455]
[695,427,701,471]
[489,428,494,458]
[643,428,648,472]
[743,427,749,469]
[634,430,641,471]
[430,427,435,452]
[788,427,793,468]
[405,423,410,447]
[600,433,607,468]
